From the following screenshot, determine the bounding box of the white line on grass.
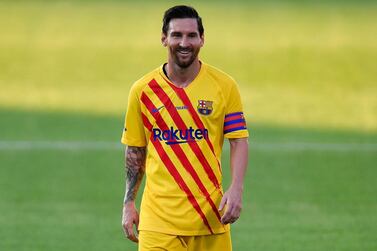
[250,142,377,152]
[0,141,120,150]
[0,141,376,152]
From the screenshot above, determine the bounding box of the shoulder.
[203,63,238,90]
[130,66,161,96]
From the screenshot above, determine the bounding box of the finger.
[135,216,140,229]
[122,223,130,236]
[221,214,231,224]
[134,218,140,238]
[228,210,240,224]
[221,203,234,224]
[234,206,241,219]
[218,196,227,211]
[125,224,134,238]
[224,200,239,224]
[122,225,128,236]
[230,204,241,220]
[126,225,139,243]
[229,206,242,224]
[122,221,129,234]
[128,232,139,243]
[229,217,238,224]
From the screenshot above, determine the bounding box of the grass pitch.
[0,1,376,251]
[0,109,376,251]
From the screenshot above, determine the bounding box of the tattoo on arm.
[124,146,146,204]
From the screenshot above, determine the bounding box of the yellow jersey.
[121,62,249,235]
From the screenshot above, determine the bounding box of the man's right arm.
[122,145,146,243]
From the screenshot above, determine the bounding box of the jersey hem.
[121,138,147,147]
[138,226,229,236]
[224,133,249,139]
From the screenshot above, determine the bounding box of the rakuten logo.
[152,127,208,145]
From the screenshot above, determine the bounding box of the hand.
[218,185,243,224]
[122,202,139,243]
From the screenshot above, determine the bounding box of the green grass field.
[0,1,376,250]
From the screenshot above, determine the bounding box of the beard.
[171,46,200,69]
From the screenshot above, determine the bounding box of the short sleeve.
[224,82,249,139]
[121,85,147,146]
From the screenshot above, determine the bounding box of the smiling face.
[162,18,204,69]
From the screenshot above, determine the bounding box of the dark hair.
[162,5,204,36]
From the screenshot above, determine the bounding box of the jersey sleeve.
[224,81,249,139]
[121,85,147,146]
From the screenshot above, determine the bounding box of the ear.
[161,33,167,47]
[200,34,205,47]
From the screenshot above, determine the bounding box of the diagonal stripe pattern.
[141,90,221,233]
[164,81,223,175]
[146,81,223,220]
[148,79,222,192]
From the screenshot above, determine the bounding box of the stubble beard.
[172,47,200,69]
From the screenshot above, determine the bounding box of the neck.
[165,59,201,88]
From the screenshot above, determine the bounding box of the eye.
[188,33,198,38]
[171,32,182,38]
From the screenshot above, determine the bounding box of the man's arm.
[121,146,146,243]
[219,137,249,224]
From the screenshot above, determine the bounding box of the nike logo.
[152,105,165,113]
[151,105,188,113]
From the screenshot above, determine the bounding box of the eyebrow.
[170,31,198,36]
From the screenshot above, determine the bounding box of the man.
[121,5,249,251]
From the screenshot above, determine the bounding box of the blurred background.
[0,0,376,250]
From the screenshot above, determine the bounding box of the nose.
[179,35,189,48]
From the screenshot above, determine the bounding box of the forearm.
[124,146,146,204]
[219,137,248,224]
[229,138,249,190]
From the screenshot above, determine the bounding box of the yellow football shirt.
[121,62,249,235]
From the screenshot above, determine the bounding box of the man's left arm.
[219,137,249,224]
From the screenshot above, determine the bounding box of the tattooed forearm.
[124,146,146,204]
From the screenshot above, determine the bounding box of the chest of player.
[141,83,225,131]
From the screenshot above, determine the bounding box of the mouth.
[177,49,192,56]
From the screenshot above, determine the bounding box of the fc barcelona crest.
[197,100,213,115]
